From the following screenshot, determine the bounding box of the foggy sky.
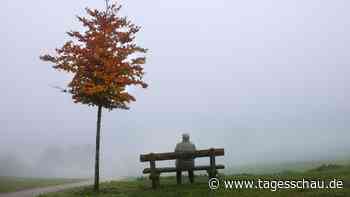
[1,0,350,178]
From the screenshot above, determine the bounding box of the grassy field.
[0,177,85,193]
[39,164,350,197]
[224,159,350,175]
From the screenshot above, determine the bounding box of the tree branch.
[105,0,109,13]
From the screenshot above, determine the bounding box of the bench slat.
[140,148,224,162]
[143,164,225,174]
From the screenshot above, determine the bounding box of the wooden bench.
[140,148,225,189]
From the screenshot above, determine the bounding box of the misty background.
[0,0,349,179]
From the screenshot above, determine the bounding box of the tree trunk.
[94,105,102,191]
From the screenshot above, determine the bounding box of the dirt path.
[0,181,93,197]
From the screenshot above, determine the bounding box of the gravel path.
[0,181,93,197]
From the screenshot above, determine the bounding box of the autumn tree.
[40,0,148,191]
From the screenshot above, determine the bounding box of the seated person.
[175,133,196,184]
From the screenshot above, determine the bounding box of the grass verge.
[0,177,86,193]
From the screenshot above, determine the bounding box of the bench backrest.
[140,148,224,162]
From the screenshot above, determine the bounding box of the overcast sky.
[0,0,350,178]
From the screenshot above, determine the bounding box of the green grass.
[39,165,350,197]
[224,159,350,175]
[0,177,85,193]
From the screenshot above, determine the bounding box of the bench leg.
[214,169,217,178]
[176,170,182,184]
[207,170,211,179]
[188,170,194,183]
[207,169,217,179]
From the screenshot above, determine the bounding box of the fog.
[1,0,350,178]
